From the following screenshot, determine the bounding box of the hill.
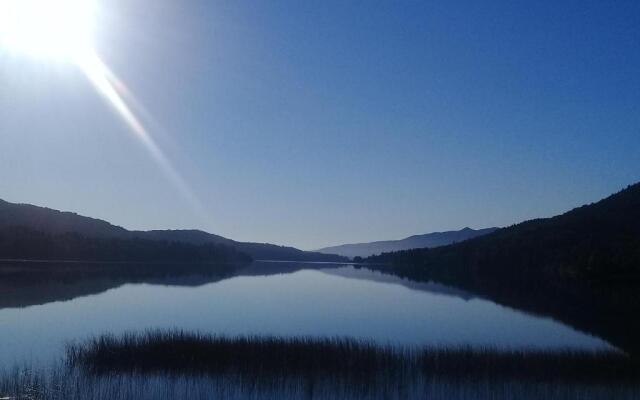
[0,226,251,264]
[316,227,497,259]
[367,183,640,280]
[0,199,346,262]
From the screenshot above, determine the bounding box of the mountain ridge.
[316,227,498,258]
[0,199,346,262]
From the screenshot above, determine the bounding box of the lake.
[0,261,613,367]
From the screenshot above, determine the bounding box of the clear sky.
[1,0,639,250]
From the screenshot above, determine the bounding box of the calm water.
[0,262,613,366]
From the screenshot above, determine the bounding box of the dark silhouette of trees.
[367,183,640,282]
[0,226,252,264]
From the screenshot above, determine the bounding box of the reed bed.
[66,331,410,382]
[2,331,640,400]
[65,330,640,382]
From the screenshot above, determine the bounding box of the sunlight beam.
[78,53,206,215]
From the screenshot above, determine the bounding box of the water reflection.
[0,261,614,367]
[0,260,482,310]
[0,261,238,309]
[321,265,475,301]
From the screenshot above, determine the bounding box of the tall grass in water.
[66,330,639,382]
[66,331,411,381]
[2,331,640,399]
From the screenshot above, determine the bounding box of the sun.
[0,0,204,213]
[0,0,96,62]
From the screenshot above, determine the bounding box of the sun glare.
[0,0,95,61]
[0,0,205,216]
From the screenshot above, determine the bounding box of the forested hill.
[0,199,346,262]
[0,226,252,264]
[367,183,640,281]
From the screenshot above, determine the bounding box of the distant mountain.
[0,199,346,262]
[316,227,498,259]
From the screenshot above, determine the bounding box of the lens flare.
[78,52,206,214]
[0,0,205,214]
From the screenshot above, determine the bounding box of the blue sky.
[1,0,639,249]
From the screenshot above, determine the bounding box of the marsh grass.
[65,330,639,382]
[66,331,409,381]
[2,331,640,400]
